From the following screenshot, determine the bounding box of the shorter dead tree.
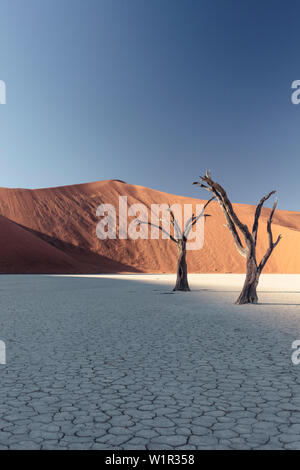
[193,171,282,304]
[138,198,214,291]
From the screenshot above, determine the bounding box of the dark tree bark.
[194,171,282,304]
[236,254,259,304]
[173,240,190,291]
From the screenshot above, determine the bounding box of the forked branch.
[258,198,282,272]
[193,172,249,256]
[137,198,214,244]
[137,220,177,243]
[252,190,276,245]
[184,196,215,238]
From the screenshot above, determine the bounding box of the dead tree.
[193,171,282,304]
[139,198,214,291]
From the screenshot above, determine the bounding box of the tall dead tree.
[139,198,214,291]
[193,171,282,304]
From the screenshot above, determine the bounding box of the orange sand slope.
[0,179,299,274]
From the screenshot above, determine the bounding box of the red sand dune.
[0,179,299,274]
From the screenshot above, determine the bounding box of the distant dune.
[0,179,299,273]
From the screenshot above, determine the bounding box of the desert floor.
[0,273,300,450]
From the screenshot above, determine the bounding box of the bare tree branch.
[168,209,182,240]
[252,190,276,245]
[194,170,282,304]
[136,220,177,243]
[194,176,248,256]
[258,198,282,272]
[223,217,248,258]
[200,173,252,246]
[184,196,215,238]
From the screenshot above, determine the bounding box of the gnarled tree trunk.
[236,255,259,304]
[173,240,190,291]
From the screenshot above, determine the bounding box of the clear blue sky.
[0,0,299,209]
